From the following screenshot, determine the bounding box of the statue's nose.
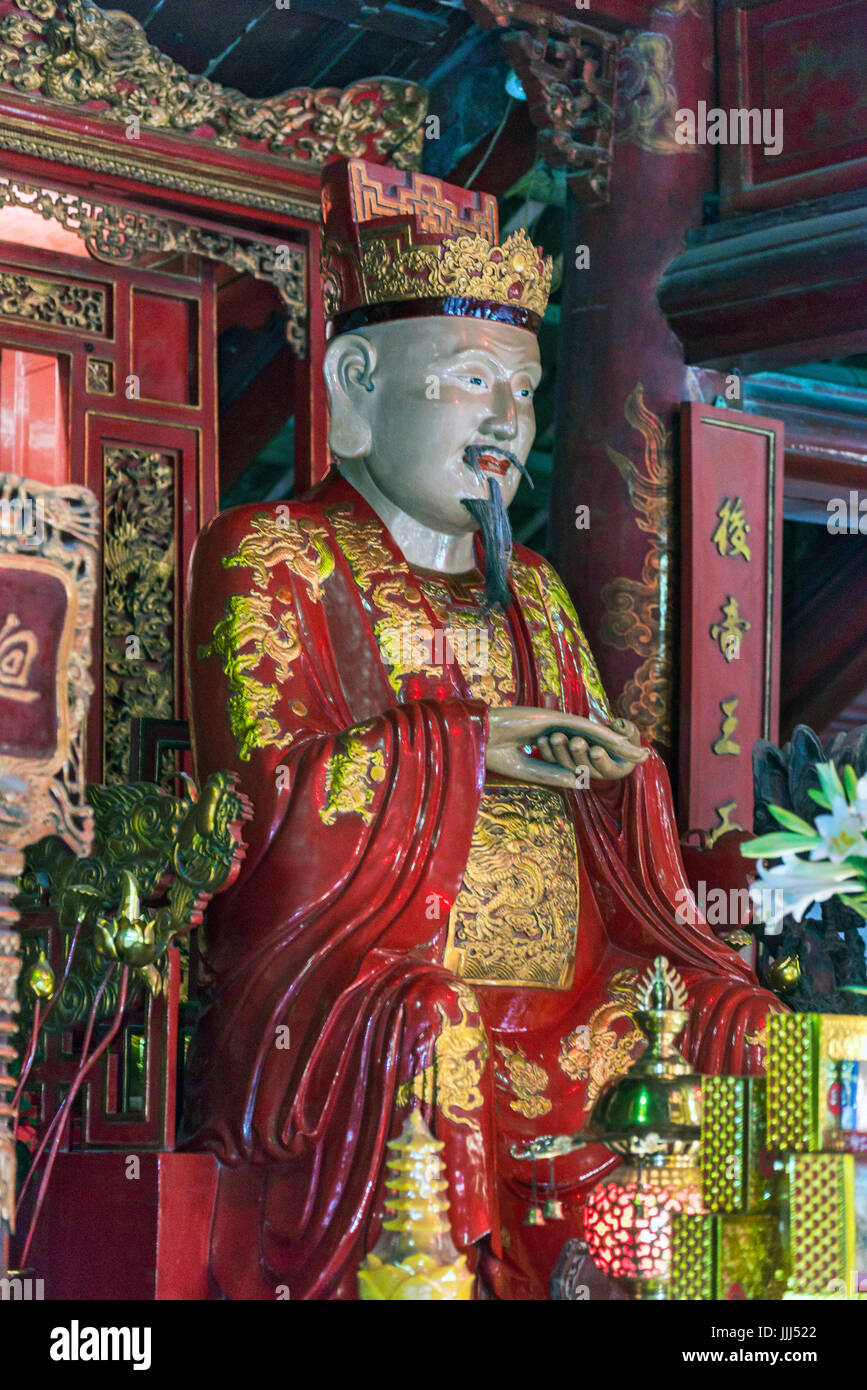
[483,381,517,440]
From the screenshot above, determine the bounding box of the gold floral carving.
[510,560,562,702]
[0,177,307,355]
[102,448,174,784]
[85,357,112,393]
[446,785,579,989]
[0,266,105,332]
[496,1043,552,1118]
[616,32,690,156]
[395,986,488,1130]
[0,474,97,855]
[319,732,386,826]
[200,512,334,761]
[0,1,426,171]
[601,383,675,745]
[0,122,315,219]
[557,968,642,1107]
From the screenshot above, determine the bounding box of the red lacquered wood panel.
[131,289,196,405]
[678,403,785,840]
[719,0,867,213]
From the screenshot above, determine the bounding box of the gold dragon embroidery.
[319,730,386,826]
[199,510,334,759]
[496,1043,552,1118]
[446,785,579,989]
[395,985,489,1129]
[558,968,643,1107]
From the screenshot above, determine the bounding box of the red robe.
[182,472,781,1300]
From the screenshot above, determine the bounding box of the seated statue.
[182,157,781,1300]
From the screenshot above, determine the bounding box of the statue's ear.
[324,332,376,460]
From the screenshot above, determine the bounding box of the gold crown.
[359,226,552,319]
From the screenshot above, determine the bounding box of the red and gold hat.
[321,157,552,337]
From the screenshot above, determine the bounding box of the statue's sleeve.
[185,505,489,946]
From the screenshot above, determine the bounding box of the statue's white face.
[325,316,541,537]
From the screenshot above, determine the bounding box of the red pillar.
[548,12,715,761]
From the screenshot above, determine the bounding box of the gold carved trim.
[0,113,317,219]
[0,177,308,356]
[0,474,97,856]
[0,264,106,333]
[601,383,675,745]
[445,784,579,990]
[102,446,175,785]
[0,2,426,172]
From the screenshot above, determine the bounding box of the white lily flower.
[812,795,867,863]
[854,773,867,827]
[749,857,863,930]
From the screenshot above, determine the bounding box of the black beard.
[460,447,527,611]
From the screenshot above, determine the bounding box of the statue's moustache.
[462,444,534,489]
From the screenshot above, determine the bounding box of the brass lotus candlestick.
[513,956,704,1299]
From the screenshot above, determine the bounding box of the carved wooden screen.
[0,235,217,784]
[678,403,785,843]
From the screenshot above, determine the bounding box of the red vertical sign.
[679,403,784,842]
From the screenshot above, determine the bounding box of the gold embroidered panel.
[445,784,579,989]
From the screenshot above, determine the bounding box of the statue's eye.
[464,375,485,388]
[518,387,533,398]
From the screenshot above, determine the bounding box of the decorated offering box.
[767,1014,867,1154]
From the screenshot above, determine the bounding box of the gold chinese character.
[0,612,39,703]
[712,497,751,561]
[712,698,740,755]
[706,801,743,848]
[710,596,750,662]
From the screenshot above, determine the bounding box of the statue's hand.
[486,707,648,788]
